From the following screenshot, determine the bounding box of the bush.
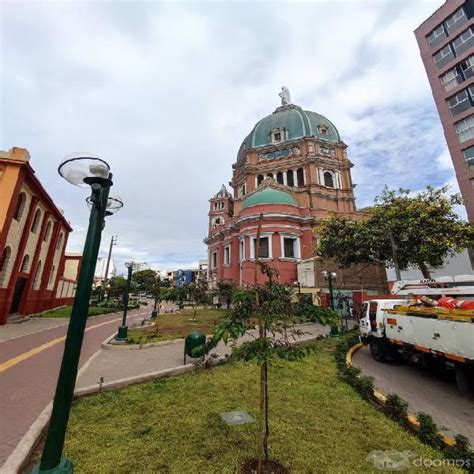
[444,434,474,468]
[354,374,374,400]
[417,412,444,450]
[385,394,409,423]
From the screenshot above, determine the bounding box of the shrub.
[385,394,409,423]
[417,412,444,449]
[354,374,374,400]
[444,434,474,468]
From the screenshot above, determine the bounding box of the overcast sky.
[2,0,459,273]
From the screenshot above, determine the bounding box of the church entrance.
[10,276,27,314]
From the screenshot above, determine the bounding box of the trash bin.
[184,331,206,364]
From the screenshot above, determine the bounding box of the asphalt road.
[353,345,474,444]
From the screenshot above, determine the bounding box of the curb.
[346,342,456,447]
[101,334,185,350]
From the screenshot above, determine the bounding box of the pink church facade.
[205,91,368,289]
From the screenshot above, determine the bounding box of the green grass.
[35,305,120,318]
[61,337,458,473]
[127,308,225,344]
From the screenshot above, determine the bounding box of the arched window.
[267,173,273,179]
[287,170,294,187]
[324,171,334,188]
[31,209,42,233]
[0,247,11,276]
[33,261,42,290]
[56,232,63,251]
[13,193,26,221]
[276,171,284,185]
[257,175,264,186]
[297,168,305,187]
[43,221,52,242]
[21,255,30,273]
[49,265,56,285]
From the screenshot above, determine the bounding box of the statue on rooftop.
[279,86,291,106]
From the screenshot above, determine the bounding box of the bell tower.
[208,184,233,234]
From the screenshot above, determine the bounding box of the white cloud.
[3,0,462,270]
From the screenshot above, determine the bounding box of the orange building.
[0,147,80,325]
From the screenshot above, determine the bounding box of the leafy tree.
[214,279,237,309]
[188,280,210,320]
[132,269,159,294]
[160,286,187,310]
[106,276,128,301]
[317,186,474,278]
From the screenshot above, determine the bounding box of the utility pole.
[388,230,402,282]
[102,235,117,300]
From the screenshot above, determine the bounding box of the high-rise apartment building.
[415,0,474,221]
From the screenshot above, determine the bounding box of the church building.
[205,89,386,292]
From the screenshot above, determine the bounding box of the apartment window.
[460,55,474,80]
[446,8,468,35]
[427,24,447,49]
[455,115,474,142]
[463,146,474,165]
[452,27,474,57]
[434,44,454,70]
[440,68,462,92]
[13,193,27,221]
[224,245,231,266]
[211,251,217,269]
[281,235,300,259]
[448,89,472,116]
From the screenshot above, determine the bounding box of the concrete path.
[353,346,474,443]
[77,322,330,389]
[0,307,150,467]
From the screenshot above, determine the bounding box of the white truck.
[359,276,474,393]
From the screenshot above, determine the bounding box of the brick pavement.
[0,307,150,467]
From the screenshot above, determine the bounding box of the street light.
[33,154,121,474]
[115,261,137,342]
[322,271,340,335]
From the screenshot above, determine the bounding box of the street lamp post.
[34,154,122,473]
[115,262,134,342]
[322,271,341,335]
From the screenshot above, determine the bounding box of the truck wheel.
[370,339,387,363]
[455,366,473,395]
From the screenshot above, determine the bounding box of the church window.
[33,261,42,290]
[240,183,246,196]
[240,239,245,261]
[276,171,284,185]
[281,235,300,259]
[13,193,27,221]
[271,129,285,144]
[44,221,52,242]
[324,171,334,188]
[297,168,304,187]
[287,170,294,187]
[224,245,231,265]
[211,251,217,269]
[31,209,42,233]
[21,255,30,273]
[257,175,264,185]
[319,126,329,136]
[49,265,56,284]
[0,247,11,283]
[251,235,271,259]
[57,232,64,251]
[267,173,273,179]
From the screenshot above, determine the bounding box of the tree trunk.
[418,262,431,279]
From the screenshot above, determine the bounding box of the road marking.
[0,312,146,374]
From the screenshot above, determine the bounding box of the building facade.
[205,90,388,293]
[0,147,79,324]
[415,0,474,221]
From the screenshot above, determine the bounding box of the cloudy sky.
[1,0,459,273]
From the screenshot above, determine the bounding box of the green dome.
[242,187,298,209]
[237,104,340,160]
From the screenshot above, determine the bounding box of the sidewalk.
[76,322,330,389]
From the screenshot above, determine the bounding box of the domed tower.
[231,88,356,218]
[208,184,233,234]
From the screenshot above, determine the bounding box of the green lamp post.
[32,154,123,473]
[115,261,134,342]
[322,271,341,336]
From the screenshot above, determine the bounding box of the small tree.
[106,276,128,303]
[188,280,210,320]
[205,218,337,472]
[318,186,474,278]
[132,269,159,294]
[215,279,237,309]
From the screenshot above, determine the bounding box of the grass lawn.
[34,305,120,318]
[58,337,457,473]
[127,307,226,344]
